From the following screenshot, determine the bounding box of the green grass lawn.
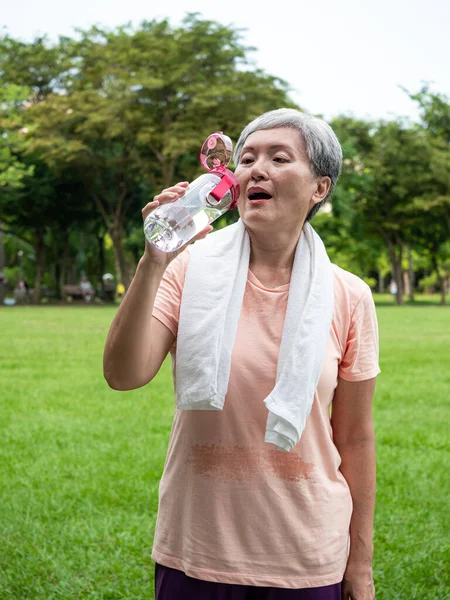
[372,293,445,306]
[0,305,449,599]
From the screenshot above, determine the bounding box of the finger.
[154,181,189,203]
[192,225,213,242]
[141,199,160,220]
[175,181,189,187]
[153,188,186,204]
[153,190,178,203]
[165,183,189,193]
[142,182,190,221]
[160,182,189,195]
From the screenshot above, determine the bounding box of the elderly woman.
[103,109,380,600]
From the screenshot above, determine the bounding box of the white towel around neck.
[175,219,334,452]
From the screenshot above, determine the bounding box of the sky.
[1,0,449,122]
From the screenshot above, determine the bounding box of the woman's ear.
[312,176,331,204]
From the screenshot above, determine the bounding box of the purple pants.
[155,563,342,600]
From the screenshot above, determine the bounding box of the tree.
[0,36,90,303]
[358,120,435,304]
[13,15,294,288]
[0,84,36,303]
[0,86,35,186]
[313,116,381,284]
[0,34,71,102]
[407,87,450,303]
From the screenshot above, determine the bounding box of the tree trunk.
[57,244,69,300]
[430,252,446,306]
[91,187,132,289]
[440,278,446,305]
[387,237,404,305]
[378,269,385,294]
[444,277,450,304]
[162,158,176,189]
[55,261,61,300]
[110,219,132,289]
[53,232,69,300]
[58,243,70,299]
[98,234,105,296]
[403,271,410,296]
[32,231,45,305]
[407,246,415,302]
[0,219,5,305]
[59,266,65,300]
[112,240,121,287]
[438,271,447,306]
[68,261,77,285]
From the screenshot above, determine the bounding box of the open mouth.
[248,191,272,202]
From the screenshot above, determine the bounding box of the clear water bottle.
[144,132,240,252]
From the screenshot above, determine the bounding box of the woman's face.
[234,127,330,234]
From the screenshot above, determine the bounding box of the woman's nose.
[250,159,269,181]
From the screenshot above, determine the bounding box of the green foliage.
[0,84,35,188]
[0,21,449,301]
[406,88,450,291]
[0,34,71,99]
[1,15,294,289]
[3,265,20,292]
[409,85,450,142]
[418,271,438,292]
[321,112,449,303]
[362,276,377,289]
[312,116,381,277]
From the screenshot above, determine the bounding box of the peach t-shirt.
[151,248,380,589]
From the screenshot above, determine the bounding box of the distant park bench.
[62,285,91,302]
[62,283,116,302]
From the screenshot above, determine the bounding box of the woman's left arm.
[331,375,377,599]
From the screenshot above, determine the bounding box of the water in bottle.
[144,132,240,252]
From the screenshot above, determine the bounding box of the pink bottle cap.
[200,132,233,171]
[199,132,240,208]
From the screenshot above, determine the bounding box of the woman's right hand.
[141,181,213,270]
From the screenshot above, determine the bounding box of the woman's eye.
[241,157,254,164]
[274,156,288,163]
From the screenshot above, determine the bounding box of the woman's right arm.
[103,255,174,391]
[103,181,212,391]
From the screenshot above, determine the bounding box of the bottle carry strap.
[209,170,239,208]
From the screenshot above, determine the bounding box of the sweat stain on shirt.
[187,443,314,482]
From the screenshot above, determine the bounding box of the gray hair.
[233,108,343,221]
